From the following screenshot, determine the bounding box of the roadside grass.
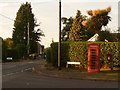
[45,63,120,72]
[45,63,120,80]
[82,67,120,80]
[85,70,120,80]
[45,63,87,72]
[85,68,120,80]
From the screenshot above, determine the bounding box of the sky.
[0,0,119,48]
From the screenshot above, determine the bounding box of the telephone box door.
[88,43,100,72]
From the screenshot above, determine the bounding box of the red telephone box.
[88,43,100,72]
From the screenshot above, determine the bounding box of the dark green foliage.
[69,10,87,41]
[2,40,7,61]
[98,30,116,42]
[86,30,96,40]
[68,42,88,69]
[45,47,52,63]
[61,17,74,41]
[29,40,37,54]
[50,42,70,67]
[2,38,27,62]
[12,2,44,54]
[6,49,18,60]
[4,38,13,49]
[116,27,120,42]
[100,42,120,67]
[46,42,120,69]
[83,6,111,32]
[14,44,27,59]
[51,43,58,66]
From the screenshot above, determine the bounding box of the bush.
[46,42,120,69]
[2,40,7,62]
[14,44,27,59]
[7,49,16,59]
[51,43,58,66]
[45,47,52,63]
[2,40,27,62]
[51,42,88,68]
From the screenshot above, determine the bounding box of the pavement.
[33,60,120,82]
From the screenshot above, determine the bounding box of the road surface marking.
[24,68,32,71]
[3,68,32,76]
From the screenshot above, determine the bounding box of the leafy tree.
[14,44,27,59]
[2,40,7,61]
[85,30,96,40]
[4,38,13,49]
[61,17,74,41]
[98,29,116,42]
[68,10,87,41]
[116,27,120,42]
[82,6,111,33]
[12,2,44,54]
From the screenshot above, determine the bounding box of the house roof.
[87,33,99,41]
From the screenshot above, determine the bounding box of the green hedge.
[14,44,27,59]
[45,47,52,63]
[46,42,120,68]
[100,42,120,67]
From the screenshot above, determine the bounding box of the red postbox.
[107,53,112,61]
[107,53,113,71]
[88,43,100,72]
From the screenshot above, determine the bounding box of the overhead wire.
[0,13,14,21]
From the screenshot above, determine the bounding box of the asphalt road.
[2,60,119,88]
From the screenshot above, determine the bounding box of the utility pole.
[58,0,61,70]
[27,22,30,55]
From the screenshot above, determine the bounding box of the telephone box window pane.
[91,57,96,59]
[91,52,96,54]
[91,62,96,65]
[91,55,96,57]
[91,67,96,69]
[90,65,95,67]
[91,64,96,66]
[91,64,95,66]
[91,59,96,61]
[90,49,96,51]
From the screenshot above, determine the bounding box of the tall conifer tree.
[12,2,44,54]
[68,10,86,41]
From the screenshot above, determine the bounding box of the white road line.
[3,68,32,76]
[3,72,19,76]
[24,68,32,71]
